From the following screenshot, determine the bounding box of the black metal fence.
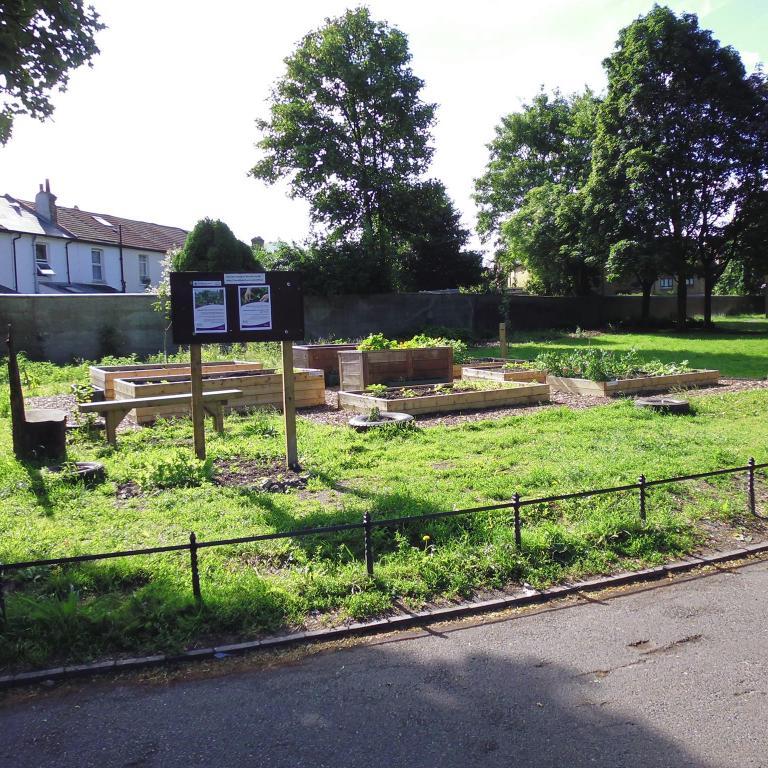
[0,458,764,618]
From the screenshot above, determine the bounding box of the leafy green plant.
[365,384,388,396]
[399,388,419,398]
[535,348,690,381]
[358,334,398,351]
[134,450,212,490]
[367,406,382,422]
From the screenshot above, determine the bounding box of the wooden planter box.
[90,360,263,399]
[112,368,325,423]
[293,344,357,385]
[547,369,720,397]
[338,382,550,416]
[462,363,546,384]
[338,347,453,391]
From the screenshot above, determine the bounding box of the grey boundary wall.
[0,292,764,362]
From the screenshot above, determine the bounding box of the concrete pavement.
[2,559,768,768]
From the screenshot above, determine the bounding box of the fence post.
[189,532,202,603]
[638,475,647,522]
[748,457,756,515]
[513,493,522,549]
[363,512,374,576]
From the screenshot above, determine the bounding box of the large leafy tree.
[474,88,600,293]
[172,219,262,272]
[591,5,767,327]
[251,7,436,270]
[0,1,103,144]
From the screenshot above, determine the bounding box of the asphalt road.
[3,560,768,768]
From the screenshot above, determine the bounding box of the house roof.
[1,193,188,253]
[38,281,122,294]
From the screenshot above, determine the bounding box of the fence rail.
[0,458,764,617]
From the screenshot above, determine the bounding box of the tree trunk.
[703,268,715,329]
[640,283,652,326]
[676,271,687,328]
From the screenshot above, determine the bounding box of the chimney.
[34,179,58,224]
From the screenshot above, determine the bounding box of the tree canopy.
[590,5,768,325]
[252,7,480,293]
[474,88,600,294]
[172,219,262,272]
[0,1,104,145]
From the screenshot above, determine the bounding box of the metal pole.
[189,532,202,603]
[363,512,374,576]
[638,475,647,522]
[748,457,756,515]
[513,493,521,549]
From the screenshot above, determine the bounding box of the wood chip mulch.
[25,377,768,433]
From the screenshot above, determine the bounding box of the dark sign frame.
[170,271,304,345]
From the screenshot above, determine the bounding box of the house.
[0,181,188,294]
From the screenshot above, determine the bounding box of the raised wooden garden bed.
[547,369,720,396]
[112,368,325,424]
[293,343,357,384]
[461,362,546,384]
[90,360,263,399]
[338,347,453,391]
[338,381,550,416]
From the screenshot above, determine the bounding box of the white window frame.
[659,277,673,289]
[91,248,104,282]
[35,242,55,276]
[685,277,695,287]
[139,253,150,284]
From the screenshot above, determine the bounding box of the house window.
[91,249,104,282]
[659,277,673,289]
[139,254,150,284]
[685,277,695,287]
[35,242,55,276]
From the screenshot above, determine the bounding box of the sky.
[2,0,766,258]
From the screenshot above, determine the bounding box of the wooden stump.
[22,409,67,461]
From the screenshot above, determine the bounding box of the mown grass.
[472,314,768,379]
[1,383,766,670]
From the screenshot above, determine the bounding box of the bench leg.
[104,411,122,446]
[204,405,225,434]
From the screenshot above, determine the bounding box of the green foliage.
[172,218,262,273]
[534,348,690,381]
[591,6,768,325]
[132,449,212,491]
[251,8,480,294]
[474,88,601,294]
[0,1,104,145]
[357,333,468,362]
[358,334,399,351]
[365,384,389,396]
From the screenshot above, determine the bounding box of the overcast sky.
[2,0,765,256]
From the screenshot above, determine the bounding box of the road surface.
[3,559,768,767]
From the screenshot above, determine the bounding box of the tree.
[172,219,262,272]
[251,7,438,278]
[592,6,767,327]
[0,1,104,145]
[388,181,483,291]
[473,88,600,292]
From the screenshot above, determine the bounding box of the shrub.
[535,348,690,381]
[134,450,212,490]
[172,218,262,272]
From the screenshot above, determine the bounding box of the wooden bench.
[78,389,242,446]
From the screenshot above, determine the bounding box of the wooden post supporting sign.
[190,344,206,460]
[281,341,299,470]
[499,322,508,359]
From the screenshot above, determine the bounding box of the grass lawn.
[471,314,768,379]
[1,385,766,670]
[0,320,766,670]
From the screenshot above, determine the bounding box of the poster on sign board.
[238,285,272,330]
[192,286,227,333]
